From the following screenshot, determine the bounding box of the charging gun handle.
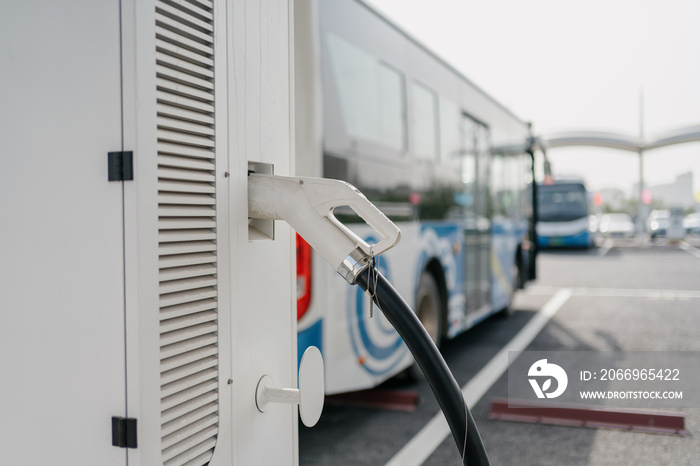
[248,173,401,283]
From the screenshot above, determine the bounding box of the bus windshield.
[538,183,588,222]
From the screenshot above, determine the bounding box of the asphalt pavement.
[300,237,700,465]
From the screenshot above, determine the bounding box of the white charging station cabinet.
[1,1,301,465]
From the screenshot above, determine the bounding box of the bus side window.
[411,82,438,161]
[325,33,406,152]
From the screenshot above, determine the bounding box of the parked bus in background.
[294,0,535,394]
[536,177,594,248]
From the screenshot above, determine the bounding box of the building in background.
[635,172,695,210]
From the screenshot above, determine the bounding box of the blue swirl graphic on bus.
[347,237,408,376]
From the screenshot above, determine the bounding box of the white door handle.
[255,346,325,427]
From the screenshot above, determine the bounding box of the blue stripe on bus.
[354,285,405,359]
[491,223,528,236]
[297,319,323,368]
[347,237,408,376]
[538,230,590,247]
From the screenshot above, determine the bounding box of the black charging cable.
[356,268,490,466]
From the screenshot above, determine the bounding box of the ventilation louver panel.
[156,1,218,465]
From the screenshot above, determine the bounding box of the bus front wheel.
[416,272,443,345]
[407,272,444,380]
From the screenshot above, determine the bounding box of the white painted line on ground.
[680,241,700,259]
[385,289,572,466]
[527,285,700,300]
[574,287,700,299]
[597,239,614,257]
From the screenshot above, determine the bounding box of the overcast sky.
[365,0,700,197]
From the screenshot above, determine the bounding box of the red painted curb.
[489,398,687,435]
[326,389,421,412]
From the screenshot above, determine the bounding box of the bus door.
[461,116,492,314]
[475,125,492,309]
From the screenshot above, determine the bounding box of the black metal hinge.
[108,151,134,181]
[112,416,138,449]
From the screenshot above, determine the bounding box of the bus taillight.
[296,234,312,320]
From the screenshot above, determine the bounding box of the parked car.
[648,210,670,238]
[599,213,635,237]
[684,213,700,236]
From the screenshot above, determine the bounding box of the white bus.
[536,177,594,248]
[294,0,535,394]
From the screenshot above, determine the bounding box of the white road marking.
[680,241,700,259]
[385,289,572,466]
[527,285,700,300]
[597,239,614,257]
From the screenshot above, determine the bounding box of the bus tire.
[407,272,443,380]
